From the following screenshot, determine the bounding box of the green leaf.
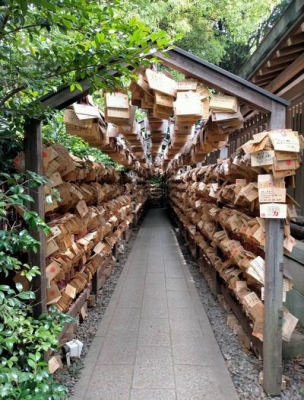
[15,282,23,293]
[0,285,10,292]
[5,337,15,351]
[17,291,36,300]
[27,358,36,369]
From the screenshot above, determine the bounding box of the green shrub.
[0,171,73,399]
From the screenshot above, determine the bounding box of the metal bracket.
[279,262,284,272]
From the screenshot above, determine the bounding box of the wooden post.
[263,101,286,396]
[92,271,98,297]
[113,243,118,261]
[24,118,47,318]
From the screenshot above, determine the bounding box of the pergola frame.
[26,47,289,396]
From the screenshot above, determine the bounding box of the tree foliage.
[0,0,171,119]
[218,0,291,73]
[128,0,285,68]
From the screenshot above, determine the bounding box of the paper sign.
[93,242,106,254]
[235,179,247,186]
[104,93,129,109]
[273,159,298,171]
[252,320,264,341]
[50,226,61,238]
[275,151,298,161]
[76,200,88,218]
[253,226,265,246]
[155,91,174,108]
[252,132,268,143]
[45,160,61,177]
[46,239,59,257]
[80,306,87,319]
[258,188,286,203]
[235,281,248,292]
[50,172,63,187]
[73,104,100,119]
[146,69,177,97]
[270,131,299,152]
[47,283,61,305]
[42,147,53,171]
[248,256,265,284]
[272,168,296,179]
[284,235,296,253]
[46,261,61,281]
[282,311,298,342]
[258,174,285,189]
[243,292,260,308]
[260,203,287,219]
[251,150,275,167]
[48,356,60,374]
[240,184,258,202]
[65,284,76,299]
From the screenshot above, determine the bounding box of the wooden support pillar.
[113,242,118,261]
[24,118,47,318]
[133,213,138,229]
[122,230,127,241]
[195,244,200,260]
[263,101,286,396]
[92,271,98,297]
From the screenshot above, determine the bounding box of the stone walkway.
[70,209,239,400]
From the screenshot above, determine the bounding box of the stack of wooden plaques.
[64,102,108,147]
[168,129,304,344]
[13,144,148,313]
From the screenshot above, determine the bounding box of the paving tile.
[165,267,184,279]
[141,296,168,319]
[169,307,201,332]
[133,346,175,389]
[171,330,215,365]
[108,307,141,332]
[145,272,165,285]
[175,365,225,400]
[97,331,137,365]
[85,365,133,400]
[127,264,147,278]
[117,289,143,307]
[138,317,170,347]
[166,278,189,292]
[144,282,167,298]
[147,264,165,274]
[167,290,193,309]
[131,388,176,400]
[123,277,145,292]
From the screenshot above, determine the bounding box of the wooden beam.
[266,53,304,94]
[24,119,47,318]
[287,32,304,46]
[259,61,291,76]
[252,73,278,85]
[276,44,304,57]
[263,101,286,396]
[276,73,304,101]
[156,49,288,113]
[266,53,299,67]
